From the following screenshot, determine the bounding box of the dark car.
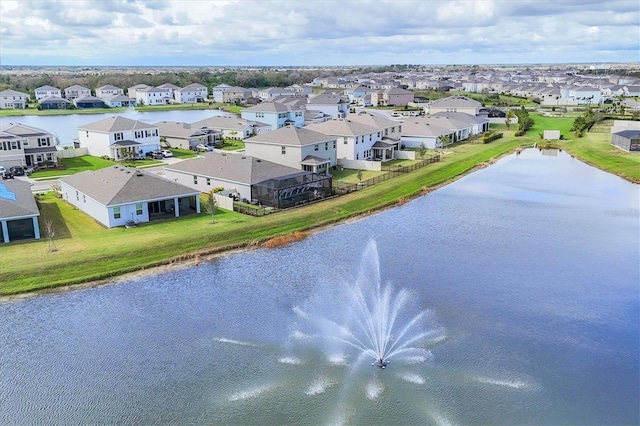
[9,166,25,176]
[146,150,163,160]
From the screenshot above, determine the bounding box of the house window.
[114,132,124,141]
[135,131,143,138]
[113,207,121,219]
[325,142,328,150]
[136,203,143,215]
[256,112,264,118]
[398,126,402,132]
[193,175,198,184]
[343,137,348,144]
[83,195,86,203]
[314,144,319,151]
[76,191,79,201]
[206,178,211,185]
[281,146,286,154]
[333,141,336,148]
[23,138,29,146]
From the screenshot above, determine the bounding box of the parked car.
[195,144,213,152]
[161,149,173,158]
[9,166,25,176]
[146,150,163,159]
[0,166,6,177]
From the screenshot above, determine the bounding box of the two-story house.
[0,90,30,109]
[306,93,350,119]
[426,95,483,115]
[306,114,400,162]
[64,85,92,100]
[34,85,62,101]
[371,87,414,107]
[96,85,125,99]
[127,84,150,99]
[191,115,259,139]
[135,87,173,105]
[77,116,161,160]
[244,125,337,174]
[173,83,208,104]
[0,123,57,168]
[241,103,305,130]
[154,121,221,150]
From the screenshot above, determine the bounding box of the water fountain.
[289,239,443,371]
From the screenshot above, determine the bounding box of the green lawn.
[30,156,115,178]
[220,139,245,151]
[0,103,242,118]
[169,148,198,159]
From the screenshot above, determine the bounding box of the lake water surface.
[0,149,638,425]
[0,109,231,146]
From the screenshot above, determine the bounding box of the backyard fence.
[333,155,440,195]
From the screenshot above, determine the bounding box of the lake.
[0,148,638,425]
[0,109,232,146]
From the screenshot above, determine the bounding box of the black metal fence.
[333,155,440,195]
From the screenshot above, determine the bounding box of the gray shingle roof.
[429,95,482,108]
[0,179,39,220]
[191,115,250,131]
[246,125,335,146]
[165,152,305,185]
[78,116,156,133]
[306,118,377,137]
[59,166,198,206]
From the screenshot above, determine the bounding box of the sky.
[0,0,638,67]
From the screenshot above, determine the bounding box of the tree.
[203,190,217,224]
[356,169,363,183]
[439,134,451,150]
[418,142,427,159]
[44,220,57,253]
[505,109,516,130]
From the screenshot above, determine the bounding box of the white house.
[0,122,57,168]
[103,94,137,108]
[34,85,62,101]
[244,125,337,174]
[135,87,172,105]
[59,166,200,228]
[154,121,221,150]
[96,85,124,99]
[257,87,296,101]
[77,116,161,160]
[64,85,91,100]
[0,89,29,109]
[306,93,350,119]
[127,84,150,99]
[173,83,208,104]
[191,115,258,139]
[0,179,41,243]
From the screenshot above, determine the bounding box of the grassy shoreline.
[1,114,637,297]
[1,137,527,296]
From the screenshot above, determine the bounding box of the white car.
[0,166,6,176]
[161,149,173,158]
[195,144,213,152]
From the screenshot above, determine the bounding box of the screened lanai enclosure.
[252,171,332,209]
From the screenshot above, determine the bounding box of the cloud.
[0,0,638,66]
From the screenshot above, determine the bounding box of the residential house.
[164,151,331,208]
[371,88,414,107]
[34,85,62,101]
[211,84,233,102]
[191,115,258,139]
[344,86,376,106]
[244,125,337,174]
[135,86,173,105]
[127,84,150,99]
[96,85,124,99]
[73,95,106,109]
[0,179,41,243]
[38,96,73,110]
[286,84,313,96]
[400,118,454,149]
[173,83,208,104]
[306,117,397,162]
[212,85,253,104]
[154,121,221,150]
[240,103,305,130]
[611,130,640,152]
[426,95,483,115]
[103,94,137,108]
[59,166,200,228]
[156,83,181,99]
[0,89,29,109]
[306,93,350,119]
[64,85,91,100]
[77,116,161,160]
[0,122,57,168]
[431,112,489,135]
[257,87,296,101]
